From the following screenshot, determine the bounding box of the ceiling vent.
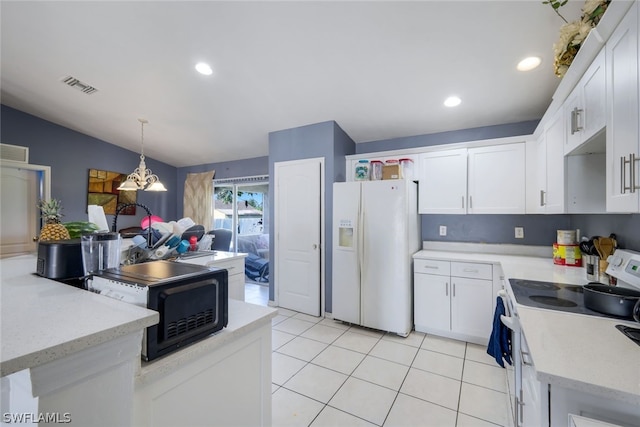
[1,143,29,163]
[61,76,98,95]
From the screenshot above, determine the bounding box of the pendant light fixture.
[117,119,167,192]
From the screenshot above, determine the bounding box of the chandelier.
[117,119,167,192]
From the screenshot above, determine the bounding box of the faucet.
[112,202,154,247]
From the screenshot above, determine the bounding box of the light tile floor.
[243,282,514,427]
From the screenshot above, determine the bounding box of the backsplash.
[421,213,640,252]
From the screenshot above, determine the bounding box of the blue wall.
[357,121,539,154]
[1,106,177,230]
[268,121,355,309]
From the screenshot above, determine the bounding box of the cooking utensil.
[583,283,640,318]
[580,240,592,255]
[598,237,615,259]
[593,238,605,259]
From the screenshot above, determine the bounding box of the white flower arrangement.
[545,0,611,77]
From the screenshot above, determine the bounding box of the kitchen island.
[1,254,158,426]
[414,242,640,426]
[0,254,277,426]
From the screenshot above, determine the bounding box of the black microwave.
[89,260,228,361]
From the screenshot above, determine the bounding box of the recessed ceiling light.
[444,96,461,107]
[517,56,542,71]
[195,62,213,76]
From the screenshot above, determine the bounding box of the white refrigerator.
[332,179,420,336]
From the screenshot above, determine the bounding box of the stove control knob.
[608,255,624,267]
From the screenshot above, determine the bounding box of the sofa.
[236,234,269,282]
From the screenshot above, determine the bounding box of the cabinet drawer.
[451,262,492,280]
[205,258,244,276]
[414,259,450,276]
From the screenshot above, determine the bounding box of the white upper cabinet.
[467,144,525,214]
[606,1,639,213]
[535,109,566,214]
[564,48,607,155]
[418,143,525,214]
[418,148,467,214]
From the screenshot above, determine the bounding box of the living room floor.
[243,282,513,427]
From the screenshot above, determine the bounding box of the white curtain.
[183,170,215,229]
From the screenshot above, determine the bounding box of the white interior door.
[274,158,323,316]
[0,161,51,257]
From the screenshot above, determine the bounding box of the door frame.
[273,157,325,315]
[1,160,51,257]
[0,160,51,200]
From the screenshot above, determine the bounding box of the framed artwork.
[87,169,136,215]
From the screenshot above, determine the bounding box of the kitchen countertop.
[173,249,248,264]
[0,254,159,377]
[136,299,277,385]
[414,246,640,406]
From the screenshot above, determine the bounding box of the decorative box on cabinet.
[347,154,419,182]
[414,258,494,345]
[606,1,639,213]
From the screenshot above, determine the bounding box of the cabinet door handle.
[461,196,465,209]
[462,268,479,273]
[632,153,638,193]
[539,190,545,207]
[423,265,439,270]
[445,282,449,297]
[452,283,456,297]
[469,195,473,209]
[622,154,635,194]
[571,107,583,134]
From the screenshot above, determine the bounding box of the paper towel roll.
[88,205,110,231]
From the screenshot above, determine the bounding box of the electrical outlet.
[515,227,524,239]
[439,225,447,236]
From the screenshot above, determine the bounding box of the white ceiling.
[1,1,584,168]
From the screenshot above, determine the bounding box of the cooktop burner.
[515,281,560,291]
[529,295,578,307]
[508,278,630,319]
[616,325,640,347]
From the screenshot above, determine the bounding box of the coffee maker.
[36,239,85,287]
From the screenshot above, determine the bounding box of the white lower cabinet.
[207,257,246,301]
[177,253,246,301]
[414,258,494,345]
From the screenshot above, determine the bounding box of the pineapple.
[38,199,71,241]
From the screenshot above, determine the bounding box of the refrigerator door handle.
[356,194,365,283]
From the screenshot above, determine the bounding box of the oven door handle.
[500,314,520,332]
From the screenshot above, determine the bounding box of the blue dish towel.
[486,297,512,368]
